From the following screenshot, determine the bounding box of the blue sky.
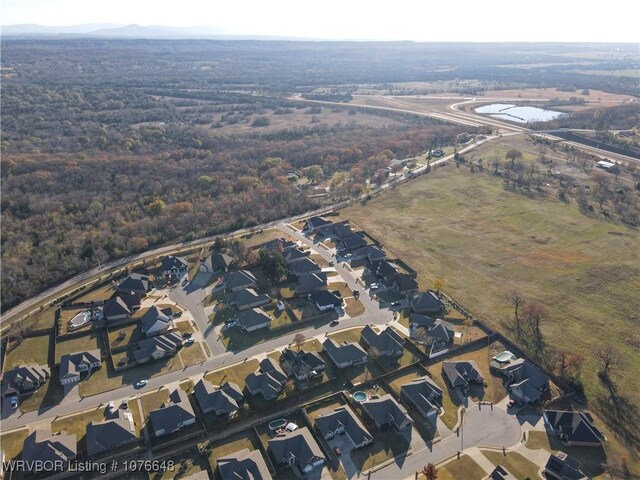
[2,0,640,42]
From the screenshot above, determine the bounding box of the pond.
[475,103,564,123]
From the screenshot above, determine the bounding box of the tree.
[463,318,474,344]
[522,301,546,350]
[506,290,525,336]
[423,463,438,480]
[553,349,584,380]
[259,249,288,281]
[491,158,501,175]
[596,345,623,378]
[505,149,523,165]
[301,165,324,183]
[292,333,306,350]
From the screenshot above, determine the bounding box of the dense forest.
[1,39,637,310]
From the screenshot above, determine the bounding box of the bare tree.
[505,149,523,166]
[522,301,546,350]
[506,290,525,336]
[553,349,584,380]
[463,318,474,344]
[596,345,623,378]
[292,332,306,350]
[423,463,438,480]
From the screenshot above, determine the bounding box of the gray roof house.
[543,410,605,447]
[498,358,549,404]
[315,405,373,448]
[201,252,235,273]
[544,452,588,480]
[116,273,150,295]
[442,361,484,389]
[360,394,413,432]
[113,291,142,312]
[149,389,196,437]
[218,448,273,480]
[140,305,174,337]
[369,259,398,280]
[303,216,333,234]
[295,273,328,296]
[160,255,188,276]
[350,245,387,263]
[280,348,326,381]
[245,359,287,400]
[194,379,244,417]
[226,270,258,292]
[102,296,131,321]
[410,314,455,345]
[86,410,137,458]
[59,349,101,386]
[284,248,310,264]
[323,338,368,369]
[288,258,322,277]
[22,425,76,464]
[384,273,418,294]
[308,290,343,312]
[400,375,443,423]
[228,288,271,311]
[410,291,446,315]
[268,427,326,474]
[337,234,367,253]
[330,222,354,239]
[237,308,272,332]
[133,331,183,364]
[360,326,404,357]
[1,364,50,398]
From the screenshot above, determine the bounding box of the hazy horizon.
[3,0,640,43]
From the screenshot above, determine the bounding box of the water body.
[475,103,564,123]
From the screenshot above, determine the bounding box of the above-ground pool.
[269,419,287,432]
[493,351,517,363]
[68,311,91,330]
[353,391,368,402]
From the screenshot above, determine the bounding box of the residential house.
[237,308,272,332]
[544,452,588,480]
[201,252,235,273]
[245,358,288,400]
[149,389,196,437]
[22,425,76,464]
[86,410,137,458]
[280,348,326,381]
[410,291,446,315]
[226,270,258,292]
[384,273,418,295]
[160,255,188,279]
[441,361,485,389]
[217,448,273,480]
[194,378,244,417]
[308,290,343,312]
[489,465,518,480]
[410,314,455,346]
[288,258,322,278]
[116,273,150,295]
[228,288,271,311]
[330,222,354,240]
[323,338,367,369]
[284,247,310,264]
[400,375,443,423]
[140,305,174,337]
[268,427,326,474]
[303,216,333,234]
[113,291,142,312]
[350,245,387,263]
[368,259,398,282]
[314,405,373,448]
[295,273,328,296]
[360,326,404,357]
[497,358,549,404]
[336,234,367,254]
[543,410,605,447]
[262,237,298,253]
[133,331,183,364]
[1,364,50,399]
[102,296,131,322]
[59,350,101,386]
[360,394,413,432]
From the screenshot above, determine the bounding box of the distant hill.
[1,23,122,35]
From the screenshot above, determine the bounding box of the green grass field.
[343,163,640,459]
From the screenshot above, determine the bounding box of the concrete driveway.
[328,434,359,479]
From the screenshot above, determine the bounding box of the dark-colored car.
[334,447,342,456]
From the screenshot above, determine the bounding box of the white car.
[10,396,18,409]
[370,283,380,289]
[135,380,148,388]
[184,338,195,346]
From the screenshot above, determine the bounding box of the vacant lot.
[5,334,51,370]
[204,359,259,392]
[343,163,640,441]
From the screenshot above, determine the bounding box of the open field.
[4,334,51,370]
[342,162,640,452]
[178,342,207,366]
[139,388,170,418]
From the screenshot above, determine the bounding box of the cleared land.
[343,162,640,441]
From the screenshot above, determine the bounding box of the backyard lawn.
[206,430,263,471]
[481,450,541,480]
[4,334,51,370]
[179,342,207,366]
[0,428,29,461]
[154,447,210,480]
[72,283,117,303]
[51,407,113,452]
[328,327,364,345]
[55,331,101,362]
[350,429,411,472]
[387,365,429,396]
[139,388,170,418]
[108,322,145,349]
[431,455,486,480]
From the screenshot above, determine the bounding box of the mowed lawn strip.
[204,359,259,391]
[431,455,487,480]
[343,165,640,430]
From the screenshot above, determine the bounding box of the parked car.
[184,338,195,346]
[225,320,237,327]
[10,396,18,410]
[330,320,340,326]
[135,380,148,388]
[121,400,129,409]
[334,447,342,456]
[370,283,380,289]
[353,290,360,298]
[328,261,335,267]
[390,301,401,307]
[182,331,193,338]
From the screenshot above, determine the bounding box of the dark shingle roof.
[116,273,149,294]
[160,255,188,272]
[489,465,518,480]
[308,289,342,308]
[229,289,271,309]
[226,270,258,289]
[295,273,328,294]
[237,308,271,330]
[442,361,484,387]
[315,406,372,446]
[544,453,588,480]
[22,425,76,463]
[103,296,131,318]
[149,389,195,435]
[323,338,367,366]
[360,326,404,354]
[140,305,173,333]
[288,258,321,276]
[361,394,412,430]
[284,248,309,264]
[410,314,455,342]
[410,291,445,313]
[194,379,241,416]
[86,410,137,457]
[60,349,101,379]
[1,364,50,397]
[268,427,325,469]
[544,410,605,445]
[218,448,273,480]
